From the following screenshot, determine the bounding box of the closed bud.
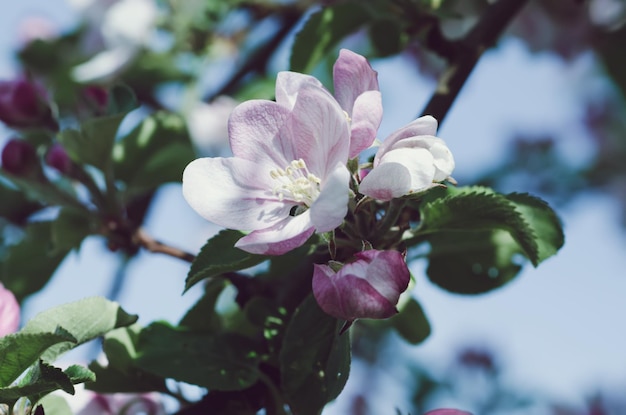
[45,143,73,174]
[81,85,109,115]
[312,249,410,322]
[0,283,20,336]
[0,78,57,130]
[1,138,38,176]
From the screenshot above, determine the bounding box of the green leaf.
[0,329,76,388]
[506,193,564,264]
[50,208,95,252]
[0,221,70,302]
[112,111,195,195]
[87,326,167,394]
[20,296,138,362]
[185,230,267,292]
[417,187,539,265]
[426,229,524,294]
[0,361,74,405]
[0,181,43,224]
[63,365,96,384]
[290,2,371,73]
[179,277,227,331]
[369,18,407,57]
[134,322,262,391]
[106,84,138,115]
[280,295,351,415]
[389,298,431,345]
[38,394,73,415]
[58,113,126,170]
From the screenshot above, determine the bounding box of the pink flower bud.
[312,249,410,321]
[45,143,72,174]
[0,283,20,336]
[0,78,57,130]
[1,138,38,176]
[82,85,109,115]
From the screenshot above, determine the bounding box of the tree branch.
[134,228,196,263]
[421,0,530,124]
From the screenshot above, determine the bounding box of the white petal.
[235,212,315,255]
[72,47,136,83]
[309,163,350,233]
[182,157,289,231]
[376,116,438,163]
[359,162,412,201]
[380,148,436,193]
[275,71,323,110]
[349,90,382,158]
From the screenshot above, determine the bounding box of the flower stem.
[421,0,530,124]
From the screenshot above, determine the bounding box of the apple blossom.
[312,250,410,321]
[0,283,20,336]
[183,75,351,255]
[359,115,455,201]
[75,392,165,415]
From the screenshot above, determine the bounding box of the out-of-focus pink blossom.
[1,138,38,177]
[45,143,73,175]
[312,250,410,321]
[76,392,165,415]
[359,115,454,201]
[0,78,57,130]
[0,283,20,336]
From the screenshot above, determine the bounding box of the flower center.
[270,159,321,207]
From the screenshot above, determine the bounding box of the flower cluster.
[183,49,455,322]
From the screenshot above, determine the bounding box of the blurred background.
[1,0,626,414]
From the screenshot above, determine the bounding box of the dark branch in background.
[204,10,301,102]
[421,0,530,124]
[135,228,196,263]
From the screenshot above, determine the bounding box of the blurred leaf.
[0,328,76,388]
[417,186,539,265]
[179,277,227,331]
[280,295,351,415]
[134,321,262,390]
[389,298,431,345]
[122,51,192,92]
[506,192,564,264]
[20,296,138,362]
[106,84,138,115]
[427,229,524,294]
[185,230,267,292]
[0,171,82,211]
[369,18,408,57]
[50,208,96,253]
[290,2,371,73]
[38,393,73,415]
[0,221,69,302]
[0,181,43,224]
[113,112,195,195]
[87,325,167,394]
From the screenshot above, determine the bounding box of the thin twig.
[421,0,530,124]
[134,228,196,263]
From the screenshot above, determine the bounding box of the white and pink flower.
[0,283,20,336]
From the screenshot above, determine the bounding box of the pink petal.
[275,71,323,110]
[0,283,20,336]
[358,162,412,201]
[375,115,439,164]
[309,163,350,233]
[235,212,315,255]
[182,157,290,231]
[349,90,382,158]
[228,99,292,167]
[351,250,410,301]
[333,49,379,115]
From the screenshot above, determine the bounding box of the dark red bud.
[45,143,72,174]
[0,78,57,130]
[1,138,38,176]
[82,85,109,115]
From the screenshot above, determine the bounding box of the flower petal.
[379,148,436,193]
[235,212,315,255]
[349,90,382,158]
[375,115,439,164]
[333,49,379,114]
[182,157,290,231]
[309,163,350,233]
[358,162,412,201]
[275,71,323,110]
[0,283,20,336]
[228,99,292,167]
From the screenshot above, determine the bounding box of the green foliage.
[37,393,73,415]
[179,277,227,331]
[389,298,432,345]
[0,182,43,224]
[185,230,268,292]
[50,208,96,253]
[279,295,351,415]
[133,321,263,390]
[290,2,371,73]
[113,111,196,195]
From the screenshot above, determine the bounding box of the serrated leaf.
[427,229,524,294]
[185,230,267,292]
[0,330,76,388]
[0,361,74,405]
[506,193,564,264]
[113,111,195,195]
[179,277,227,331]
[290,2,371,73]
[0,221,69,302]
[20,296,138,362]
[417,187,539,265]
[389,298,431,345]
[63,365,95,384]
[279,295,351,415]
[134,322,262,391]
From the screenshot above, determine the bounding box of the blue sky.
[2,1,626,412]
